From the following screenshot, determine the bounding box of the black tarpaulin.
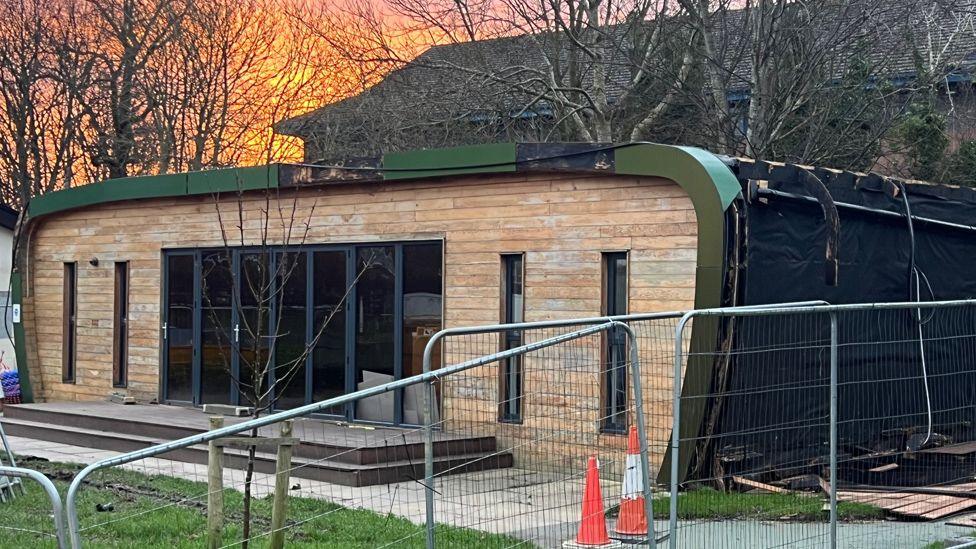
[692,167,976,485]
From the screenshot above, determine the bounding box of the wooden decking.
[1,402,512,486]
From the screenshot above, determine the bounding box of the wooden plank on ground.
[887,495,964,516]
[732,476,790,494]
[920,499,976,520]
[838,491,914,506]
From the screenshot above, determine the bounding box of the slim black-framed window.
[113,261,129,387]
[602,252,628,432]
[62,262,77,383]
[499,253,525,422]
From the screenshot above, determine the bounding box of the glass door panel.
[238,252,272,407]
[312,250,348,415]
[402,243,443,424]
[354,246,395,422]
[274,251,308,409]
[201,251,233,404]
[164,254,194,402]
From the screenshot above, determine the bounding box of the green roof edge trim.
[186,164,279,195]
[615,144,742,487]
[615,143,739,276]
[383,143,517,180]
[28,164,280,218]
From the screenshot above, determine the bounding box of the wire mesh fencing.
[63,416,448,549]
[668,301,976,549]
[423,314,681,548]
[831,303,976,549]
[0,465,66,548]
[55,300,976,549]
[63,319,676,549]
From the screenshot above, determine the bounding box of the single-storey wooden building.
[11,143,737,430]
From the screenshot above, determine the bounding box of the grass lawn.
[1,458,528,548]
[0,458,885,548]
[649,488,884,522]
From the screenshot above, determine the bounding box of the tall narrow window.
[499,254,525,422]
[113,262,129,387]
[62,262,77,383]
[602,252,628,432]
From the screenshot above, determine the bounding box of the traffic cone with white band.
[615,426,648,536]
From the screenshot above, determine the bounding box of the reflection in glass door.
[162,242,442,425]
[164,254,195,402]
[311,250,348,415]
[274,251,308,409]
[238,252,271,407]
[200,251,233,404]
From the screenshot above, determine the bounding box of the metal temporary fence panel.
[668,299,976,549]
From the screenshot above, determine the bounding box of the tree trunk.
[241,424,258,548]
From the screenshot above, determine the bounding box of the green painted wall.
[10,272,32,403]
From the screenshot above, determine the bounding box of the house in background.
[0,204,17,373]
[277,3,976,177]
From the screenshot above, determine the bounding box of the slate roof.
[278,1,976,141]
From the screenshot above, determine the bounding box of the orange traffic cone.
[615,427,648,536]
[563,455,622,548]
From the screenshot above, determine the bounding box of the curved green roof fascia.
[27,165,280,218]
[614,143,741,487]
[615,143,739,308]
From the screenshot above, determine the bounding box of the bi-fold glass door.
[161,242,443,426]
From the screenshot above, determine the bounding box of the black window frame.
[499,253,525,423]
[601,251,628,433]
[62,262,77,383]
[113,261,129,388]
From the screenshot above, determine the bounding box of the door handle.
[234,323,240,343]
[162,322,167,340]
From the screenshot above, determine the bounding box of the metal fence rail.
[414,303,824,548]
[0,465,67,548]
[56,303,819,549]
[420,316,671,548]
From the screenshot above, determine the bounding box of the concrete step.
[1,417,514,487]
[3,404,498,466]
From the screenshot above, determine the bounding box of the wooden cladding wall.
[22,173,699,404]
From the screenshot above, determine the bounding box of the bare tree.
[299,0,976,174]
[67,0,187,180]
[0,0,87,206]
[203,185,374,546]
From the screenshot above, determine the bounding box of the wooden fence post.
[207,416,225,549]
[270,420,294,549]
